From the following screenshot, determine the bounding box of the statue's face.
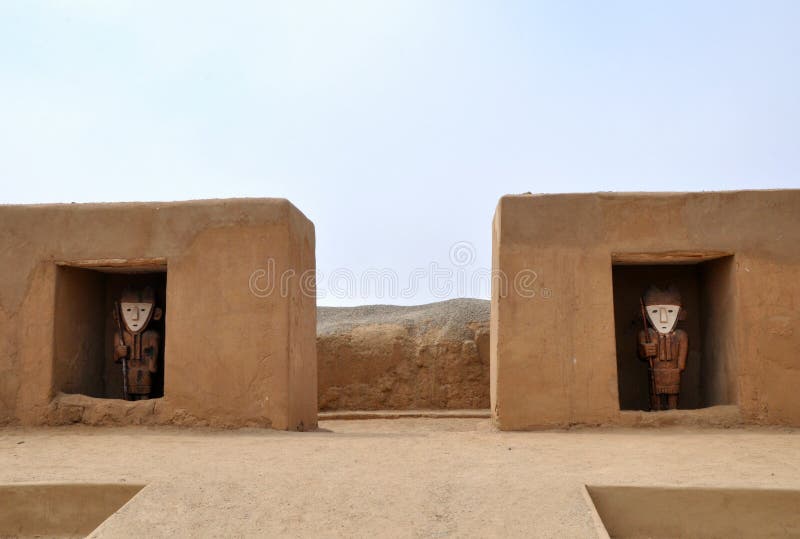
[120,302,154,334]
[646,304,680,334]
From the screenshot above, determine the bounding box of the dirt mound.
[317,299,490,410]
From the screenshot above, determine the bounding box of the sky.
[1,1,799,306]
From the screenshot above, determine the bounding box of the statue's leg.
[667,394,678,410]
[649,372,659,411]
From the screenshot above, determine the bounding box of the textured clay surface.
[317,299,490,410]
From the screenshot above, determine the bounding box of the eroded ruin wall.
[318,299,490,410]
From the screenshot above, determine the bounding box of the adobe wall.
[0,198,317,430]
[491,190,800,429]
[317,300,490,411]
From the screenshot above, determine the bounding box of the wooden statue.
[637,285,688,411]
[112,286,162,400]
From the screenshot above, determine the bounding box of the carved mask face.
[120,302,154,334]
[646,304,680,334]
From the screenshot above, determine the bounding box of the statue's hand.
[114,344,129,362]
[640,342,657,357]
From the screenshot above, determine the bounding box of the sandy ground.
[2,419,799,538]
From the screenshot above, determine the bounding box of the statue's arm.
[677,330,689,371]
[113,332,128,363]
[637,329,656,359]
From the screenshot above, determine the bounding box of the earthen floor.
[2,419,799,537]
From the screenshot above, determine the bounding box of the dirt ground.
[1,419,799,538]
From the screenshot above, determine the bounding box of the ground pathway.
[1,419,799,537]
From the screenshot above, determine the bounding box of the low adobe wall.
[318,299,490,410]
[0,199,317,430]
[491,190,800,429]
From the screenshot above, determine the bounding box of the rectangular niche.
[0,482,145,538]
[53,260,167,400]
[611,253,736,411]
[586,485,800,538]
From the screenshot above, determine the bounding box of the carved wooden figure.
[112,286,162,400]
[637,285,688,411]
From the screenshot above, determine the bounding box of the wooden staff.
[113,301,129,400]
[640,297,657,410]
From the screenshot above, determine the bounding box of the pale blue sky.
[1,1,798,305]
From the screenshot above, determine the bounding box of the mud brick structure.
[490,190,800,429]
[317,300,490,411]
[0,199,317,430]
